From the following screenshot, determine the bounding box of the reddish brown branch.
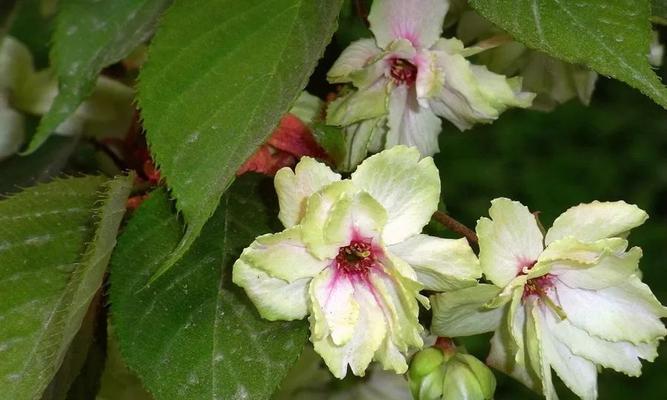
[432,211,478,248]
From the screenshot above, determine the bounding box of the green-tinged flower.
[0,35,134,147]
[233,146,481,378]
[325,0,534,158]
[649,30,664,67]
[456,10,597,111]
[409,339,495,400]
[431,198,667,400]
[0,37,31,160]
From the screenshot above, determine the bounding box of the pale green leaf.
[23,0,171,153]
[0,175,133,400]
[110,176,308,400]
[138,0,343,280]
[469,0,667,108]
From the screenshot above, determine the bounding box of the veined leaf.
[110,177,308,400]
[138,0,343,280]
[469,0,667,108]
[0,175,133,400]
[23,0,172,153]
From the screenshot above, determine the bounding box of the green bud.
[409,347,496,400]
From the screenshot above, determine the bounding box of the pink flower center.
[522,274,554,300]
[389,58,418,86]
[335,240,376,275]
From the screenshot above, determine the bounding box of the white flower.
[326,0,534,157]
[432,198,667,400]
[233,146,481,378]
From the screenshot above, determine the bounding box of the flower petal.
[325,79,389,127]
[323,190,388,248]
[288,91,323,126]
[300,181,358,259]
[239,227,328,282]
[328,38,383,85]
[486,298,541,393]
[0,108,26,161]
[427,40,534,130]
[544,201,649,245]
[275,156,341,228]
[369,261,424,373]
[368,0,449,49]
[351,145,440,245]
[532,305,598,400]
[476,198,544,287]
[544,304,658,377]
[310,267,360,346]
[310,269,387,378]
[385,84,442,156]
[556,276,667,344]
[430,284,504,337]
[340,117,388,172]
[389,234,481,291]
[539,237,642,290]
[0,36,34,92]
[232,259,310,321]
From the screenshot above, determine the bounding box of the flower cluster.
[230,0,666,399]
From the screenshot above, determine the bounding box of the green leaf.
[138,0,343,280]
[41,294,107,400]
[23,0,172,153]
[110,176,308,400]
[0,174,133,400]
[469,0,667,108]
[96,330,154,400]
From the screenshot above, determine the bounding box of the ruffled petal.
[556,276,667,344]
[322,190,388,248]
[389,234,481,291]
[544,201,649,245]
[430,284,504,337]
[328,38,383,85]
[369,260,424,373]
[274,156,341,228]
[476,198,544,287]
[310,267,359,346]
[232,259,311,321]
[340,117,388,172]
[310,268,387,378]
[532,304,598,400]
[486,297,542,393]
[300,181,358,259]
[325,79,389,127]
[427,39,534,130]
[544,304,658,377]
[368,0,449,49]
[539,237,641,290]
[351,145,440,245]
[385,84,441,156]
[237,227,328,282]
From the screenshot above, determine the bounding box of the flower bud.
[409,343,495,400]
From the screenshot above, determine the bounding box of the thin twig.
[432,211,478,247]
